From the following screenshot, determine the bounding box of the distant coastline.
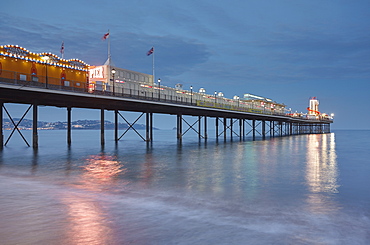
[2,119,157,130]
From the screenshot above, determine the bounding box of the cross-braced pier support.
[177,114,207,141]
[0,102,331,147]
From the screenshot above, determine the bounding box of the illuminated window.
[64,81,70,86]
[20,74,27,81]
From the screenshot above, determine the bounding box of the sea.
[0,129,369,245]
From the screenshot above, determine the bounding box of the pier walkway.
[0,77,332,148]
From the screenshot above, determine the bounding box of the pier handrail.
[0,70,333,122]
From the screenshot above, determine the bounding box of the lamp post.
[111,68,116,95]
[158,78,161,100]
[233,95,240,107]
[41,56,49,88]
[190,85,193,104]
[214,91,217,104]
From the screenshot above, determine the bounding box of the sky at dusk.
[1,0,370,129]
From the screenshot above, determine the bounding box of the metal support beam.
[117,112,146,141]
[252,120,256,140]
[271,121,275,137]
[101,108,105,146]
[204,116,207,140]
[150,113,153,141]
[262,120,266,139]
[177,114,182,140]
[223,117,227,141]
[0,102,3,148]
[33,104,38,148]
[230,118,233,140]
[181,116,205,139]
[146,112,152,142]
[239,119,242,141]
[67,107,72,146]
[198,116,202,140]
[242,119,245,140]
[115,110,118,142]
[280,122,283,136]
[215,117,219,140]
[4,105,31,147]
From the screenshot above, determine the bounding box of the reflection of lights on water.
[306,134,338,194]
[77,153,129,192]
[83,154,125,180]
[62,196,112,244]
[305,133,339,213]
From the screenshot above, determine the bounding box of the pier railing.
[0,70,333,122]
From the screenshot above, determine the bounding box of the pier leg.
[150,113,153,141]
[242,119,245,140]
[230,118,233,141]
[146,112,151,142]
[262,120,266,139]
[67,107,72,146]
[223,118,227,141]
[101,108,105,146]
[204,116,207,140]
[114,110,118,142]
[33,104,38,148]
[198,116,202,140]
[239,119,242,141]
[177,114,182,141]
[271,121,275,137]
[216,117,219,140]
[0,102,3,148]
[280,122,283,136]
[252,120,256,140]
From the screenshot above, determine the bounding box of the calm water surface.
[0,130,369,244]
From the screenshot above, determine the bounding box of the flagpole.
[152,46,155,85]
[62,41,64,60]
[108,29,111,66]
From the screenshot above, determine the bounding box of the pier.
[0,45,332,148]
[0,76,332,148]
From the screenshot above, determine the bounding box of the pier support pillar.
[198,116,202,140]
[114,110,118,142]
[177,114,182,141]
[146,112,153,142]
[32,104,38,148]
[242,119,245,140]
[223,118,227,141]
[239,119,243,141]
[262,120,266,139]
[67,107,72,146]
[0,102,3,148]
[271,121,275,137]
[252,120,256,140]
[215,117,219,140]
[150,113,153,141]
[101,108,105,146]
[230,118,233,141]
[204,116,207,140]
[280,122,283,136]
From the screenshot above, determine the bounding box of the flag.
[60,41,64,55]
[147,47,154,56]
[102,31,110,40]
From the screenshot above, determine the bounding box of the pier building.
[0,45,89,90]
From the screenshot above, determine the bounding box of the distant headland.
[2,119,156,130]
